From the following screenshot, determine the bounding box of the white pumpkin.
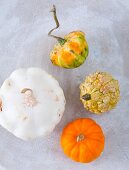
[0,68,66,140]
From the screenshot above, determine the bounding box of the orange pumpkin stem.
[48,5,66,45]
[77,134,85,142]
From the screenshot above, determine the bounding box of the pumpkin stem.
[21,88,32,93]
[0,99,2,112]
[77,134,85,142]
[21,88,37,107]
[48,5,66,45]
[82,93,91,101]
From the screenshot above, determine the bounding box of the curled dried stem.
[48,5,66,45]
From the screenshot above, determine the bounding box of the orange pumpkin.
[60,118,105,163]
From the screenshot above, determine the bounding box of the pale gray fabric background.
[0,0,129,170]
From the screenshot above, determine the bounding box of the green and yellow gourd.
[48,5,89,68]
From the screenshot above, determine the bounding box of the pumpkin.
[60,118,105,163]
[80,71,120,114]
[48,5,89,68]
[0,68,66,140]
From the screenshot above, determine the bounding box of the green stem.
[82,93,91,101]
[48,5,66,45]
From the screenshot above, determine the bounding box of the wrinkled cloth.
[0,0,129,170]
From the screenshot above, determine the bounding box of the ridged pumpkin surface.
[60,118,105,163]
[50,31,89,68]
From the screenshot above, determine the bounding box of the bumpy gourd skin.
[50,31,89,68]
[80,72,120,114]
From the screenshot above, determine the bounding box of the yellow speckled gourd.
[48,5,89,68]
[80,72,120,114]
